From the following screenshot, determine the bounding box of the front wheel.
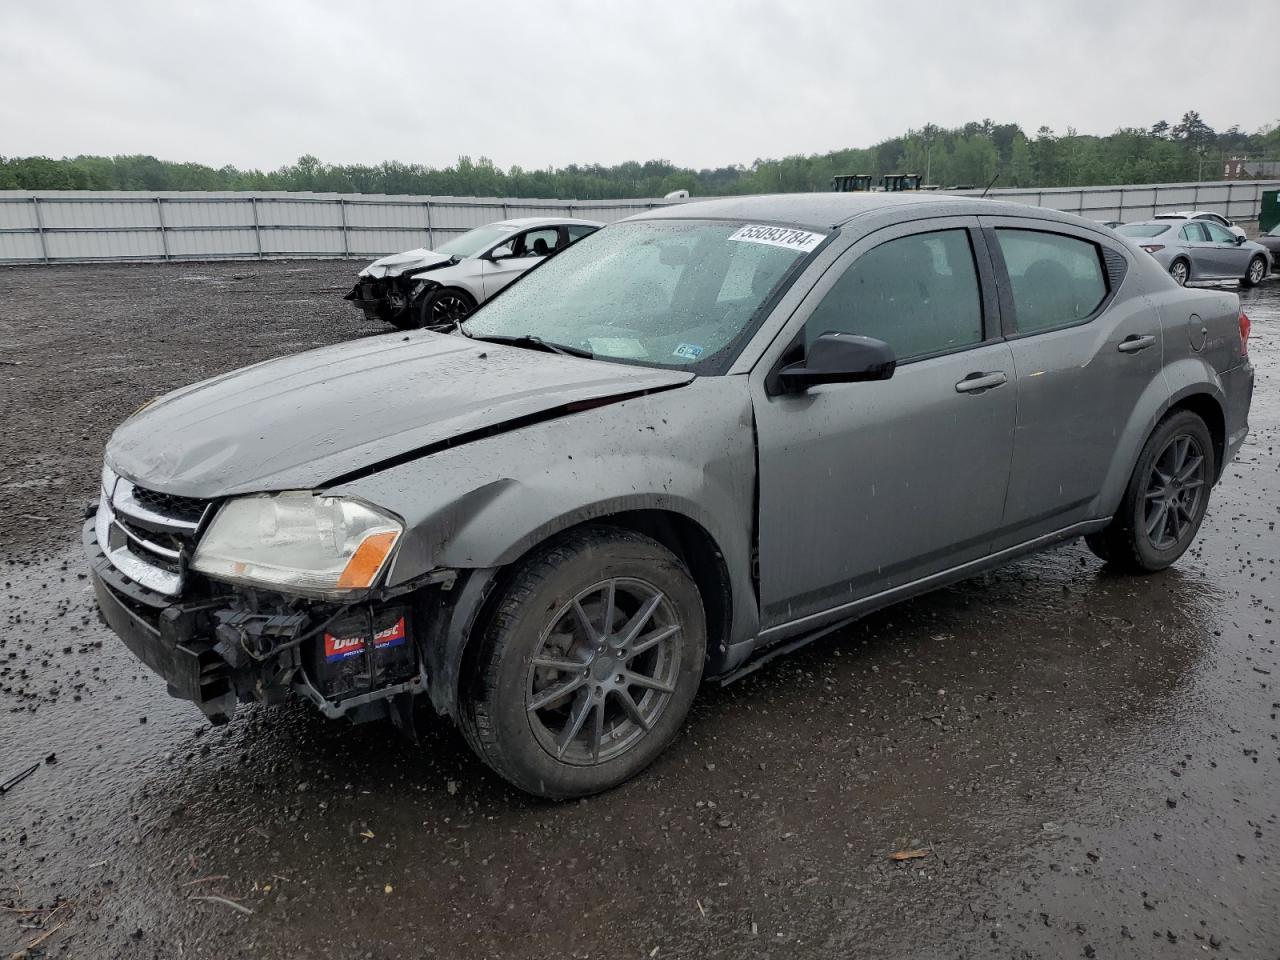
[1242,255,1266,288]
[1085,410,1215,573]
[1169,259,1190,286]
[416,287,476,330]
[459,526,706,798]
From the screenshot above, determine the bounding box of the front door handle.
[954,371,1008,393]
[1118,334,1156,353]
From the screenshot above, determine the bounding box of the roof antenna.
[980,173,1000,199]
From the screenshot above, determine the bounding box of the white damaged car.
[345,217,602,329]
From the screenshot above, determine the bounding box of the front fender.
[331,376,760,647]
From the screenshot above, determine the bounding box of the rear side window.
[803,229,983,362]
[995,230,1107,335]
[1181,222,1209,242]
[566,224,596,242]
[1117,224,1169,238]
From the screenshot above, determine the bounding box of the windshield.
[1117,224,1171,238]
[434,224,514,258]
[462,220,825,371]
[1269,225,1280,237]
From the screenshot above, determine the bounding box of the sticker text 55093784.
[728,224,825,253]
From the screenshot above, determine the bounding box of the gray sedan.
[87,194,1254,797]
[1119,217,1271,286]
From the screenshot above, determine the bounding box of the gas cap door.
[1187,313,1208,352]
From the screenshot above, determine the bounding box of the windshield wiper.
[465,333,594,359]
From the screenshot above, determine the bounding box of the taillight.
[1140,244,1165,253]
[1239,310,1250,356]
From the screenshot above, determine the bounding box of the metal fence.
[0,191,680,265]
[1,179,1276,265]
[957,178,1278,225]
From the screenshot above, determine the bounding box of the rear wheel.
[1169,258,1190,286]
[416,287,476,330]
[458,526,706,798]
[1084,410,1215,573]
[1243,255,1266,288]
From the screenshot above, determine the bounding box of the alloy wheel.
[1143,434,1206,550]
[1248,259,1265,285]
[431,292,473,324]
[1170,261,1188,286]
[526,577,684,766]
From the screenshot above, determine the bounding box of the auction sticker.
[728,224,825,253]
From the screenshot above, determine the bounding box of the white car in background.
[1154,210,1247,240]
[345,217,602,329]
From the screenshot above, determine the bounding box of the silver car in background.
[1154,210,1247,240]
[1118,218,1271,286]
[87,193,1254,798]
[345,217,602,329]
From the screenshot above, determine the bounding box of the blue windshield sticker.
[673,343,705,361]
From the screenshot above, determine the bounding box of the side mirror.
[488,243,515,261]
[1235,235,1247,245]
[777,332,896,392]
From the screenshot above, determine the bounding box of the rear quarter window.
[995,229,1108,335]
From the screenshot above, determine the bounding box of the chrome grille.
[96,465,210,595]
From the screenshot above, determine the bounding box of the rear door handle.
[954,371,1008,393]
[1118,334,1156,353]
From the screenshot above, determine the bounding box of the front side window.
[801,229,983,362]
[1202,221,1235,244]
[463,220,823,371]
[518,227,561,257]
[995,229,1107,335]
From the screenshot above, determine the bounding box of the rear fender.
[1094,357,1224,517]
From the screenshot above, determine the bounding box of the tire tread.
[457,526,696,797]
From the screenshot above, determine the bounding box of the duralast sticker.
[727,224,825,252]
[323,616,407,662]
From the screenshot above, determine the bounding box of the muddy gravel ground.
[0,260,1277,960]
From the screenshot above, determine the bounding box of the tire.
[415,287,476,330]
[1084,410,1215,573]
[1242,255,1266,288]
[458,525,706,798]
[1169,258,1190,286]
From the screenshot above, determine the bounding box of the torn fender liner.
[105,332,694,499]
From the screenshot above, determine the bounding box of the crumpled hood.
[359,248,453,279]
[107,332,693,498]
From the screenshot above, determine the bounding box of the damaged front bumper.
[84,515,443,727]
[344,276,411,323]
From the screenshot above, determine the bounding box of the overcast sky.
[0,0,1271,172]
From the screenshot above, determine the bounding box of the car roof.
[495,216,604,229]
[624,192,1091,232]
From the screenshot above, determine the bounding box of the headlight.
[191,493,403,599]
